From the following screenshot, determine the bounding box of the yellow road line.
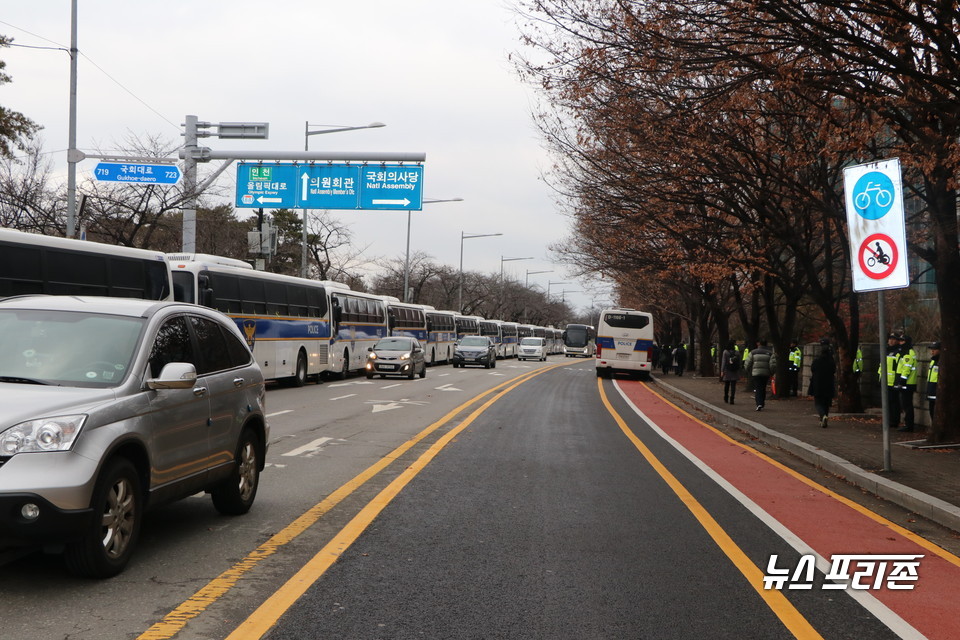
[225,364,567,640]
[597,379,824,639]
[138,362,570,640]
[643,382,960,570]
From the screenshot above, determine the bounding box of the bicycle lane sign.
[843,159,909,292]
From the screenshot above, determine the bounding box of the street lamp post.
[523,269,553,322]
[403,198,463,302]
[459,231,503,313]
[525,269,552,287]
[500,256,534,283]
[500,256,533,314]
[561,289,582,303]
[301,121,385,278]
[547,281,569,300]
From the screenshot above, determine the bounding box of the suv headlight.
[0,415,86,456]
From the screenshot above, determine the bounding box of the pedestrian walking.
[895,333,918,432]
[745,340,776,411]
[926,341,940,422]
[787,340,802,397]
[673,344,687,376]
[660,345,673,375]
[720,342,741,404]
[809,340,836,428]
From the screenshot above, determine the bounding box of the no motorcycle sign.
[844,159,909,292]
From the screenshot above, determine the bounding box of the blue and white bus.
[455,314,481,341]
[595,308,655,379]
[329,288,389,377]
[424,307,457,365]
[0,228,173,301]
[384,297,428,342]
[169,253,340,385]
[499,321,519,358]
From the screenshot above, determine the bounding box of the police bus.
[595,308,655,379]
[424,307,457,365]
[169,253,388,383]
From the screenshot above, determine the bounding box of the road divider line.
[596,379,824,640]
[136,363,569,640]
[223,363,571,640]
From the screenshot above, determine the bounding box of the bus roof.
[0,228,169,262]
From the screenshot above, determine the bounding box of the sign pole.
[844,158,908,472]
[878,291,891,471]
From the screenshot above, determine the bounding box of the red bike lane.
[615,380,960,640]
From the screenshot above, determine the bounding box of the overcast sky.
[1,1,615,313]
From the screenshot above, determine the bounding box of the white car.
[517,337,547,361]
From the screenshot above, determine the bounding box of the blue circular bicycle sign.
[852,171,895,220]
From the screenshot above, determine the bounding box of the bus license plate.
[617,353,631,360]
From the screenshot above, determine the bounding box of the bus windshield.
[564,326,590,348]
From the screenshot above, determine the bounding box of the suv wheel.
[212,428,261,515]
[65,457,142,578]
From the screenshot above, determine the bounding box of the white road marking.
[282,437,333,457]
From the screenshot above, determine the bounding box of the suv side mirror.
[147,363,198,390]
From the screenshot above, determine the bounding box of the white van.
[517,336,547,361]
[595,308,655,379]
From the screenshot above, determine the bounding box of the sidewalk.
[650,373,960,534]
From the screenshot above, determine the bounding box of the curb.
[654,377,960,535]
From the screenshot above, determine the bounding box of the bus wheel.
[336,351,349,380]
[288,351,307,387]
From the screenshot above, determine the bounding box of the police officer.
[852,345,864,378]
[926,342,940,421]
[895,333,918,432]
[879,332,901,430]
[787,340,802,397]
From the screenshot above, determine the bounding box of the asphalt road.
[2,357,957,639]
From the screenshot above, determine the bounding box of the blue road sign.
[299,164,362,209]
[236,163,299,208]
[234,163,424,210]
[852,171,895,220]
[359,165,423,210]
[93,162,181,185]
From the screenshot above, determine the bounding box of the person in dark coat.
[720,342,741,404]
[660,345,673,375]
[673,344,687,376]
[809,340,836,428]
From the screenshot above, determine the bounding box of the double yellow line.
[139,363,570,640]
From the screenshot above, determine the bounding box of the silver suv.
[0,296,268,578]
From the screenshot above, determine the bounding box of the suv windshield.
[520,337,543,346]
[374,338,414,351]
[0,310,144,387]
[459,337,489,347]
